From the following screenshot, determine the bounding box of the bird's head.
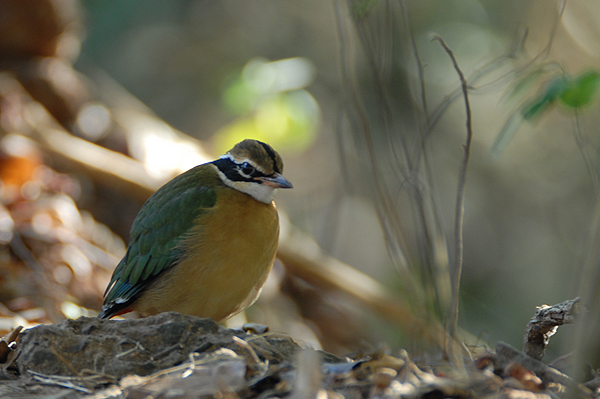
[213,139,293,203]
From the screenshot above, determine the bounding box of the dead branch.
[523,298,581,361]
[277,223,453,346]
[0,72,162,202]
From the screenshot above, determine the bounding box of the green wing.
[99,166,218,318]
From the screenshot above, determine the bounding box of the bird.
[98,139,292,321]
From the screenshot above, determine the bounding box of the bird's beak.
[257,173,293,189]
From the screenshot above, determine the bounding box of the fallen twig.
[495,341,585,393]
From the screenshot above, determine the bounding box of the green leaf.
[559,70,600,108]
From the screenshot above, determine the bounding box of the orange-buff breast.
[129,187,279,321]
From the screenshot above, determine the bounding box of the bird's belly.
[133,191,279,321]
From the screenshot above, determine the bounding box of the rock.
[14,312,300,380]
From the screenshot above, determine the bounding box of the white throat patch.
[212,164,276,204]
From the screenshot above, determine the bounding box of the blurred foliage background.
[1,0,600,361]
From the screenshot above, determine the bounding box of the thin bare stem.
[400,0,427,118]
[334,0,416,297]
[431,36,473,340]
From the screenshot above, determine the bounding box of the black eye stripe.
[213,158,266,183]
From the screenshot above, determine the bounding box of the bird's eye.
[240,162,255,176]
